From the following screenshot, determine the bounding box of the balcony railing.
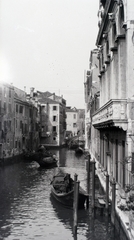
[92,99,127,130]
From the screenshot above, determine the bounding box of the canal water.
[0,148,121,240]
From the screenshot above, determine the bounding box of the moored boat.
[51,171,88,209]
[75,146,84,155]
[68,140,84,150]
[35,155,58,168]
[23,145,58,168]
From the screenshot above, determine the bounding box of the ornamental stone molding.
[92,99,128,131]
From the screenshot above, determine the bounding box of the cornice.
[96,0,116,46]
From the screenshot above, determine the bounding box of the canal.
[0,148,121,240]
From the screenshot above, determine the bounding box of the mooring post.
[92,158,95,213]
[73,181,79,237]
[105,171,109,214]
[87,154,91,195]
[86,154,91,209]
[73,173,78,210]
[74,173,78,182]
[111,178,116,225]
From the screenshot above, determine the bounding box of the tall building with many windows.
[85,0,134,196]
[34,91,66,147]
[0,82,39,164]
[0,82,14,161]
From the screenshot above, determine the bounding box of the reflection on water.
[0,148,120,240]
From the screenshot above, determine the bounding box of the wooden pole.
[74,173,78,182]
[87,154,91,195]
[105,171,109,214]
[73,174,78,211]
[111,178,116,224]
[73,181,79,237]
[86,154,91,209]
[92,159,95,212]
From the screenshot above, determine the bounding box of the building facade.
[77,109,85,135]
[0,82,15,161]
[66,107,78,136]
[35,91,66,147]
[0,82,40,164]
[66,107,85,137]
[84,49,100,150]
[85,0,134,193]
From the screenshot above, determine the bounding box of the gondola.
[75,146,84,155]
[23,145,58,168]
[50,171,88,209]
[35,155,58,168]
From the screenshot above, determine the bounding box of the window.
[16,120,17,128]
[53,126,56,132]
[0,122,1,131]
[29,108,32,117]
[4,87,6,97]
[36,123,38,131]
[16,104,18,113]
[9,89,11,98]
[19,105,23,114]
[25,124,27,133]
[0,101,1,114]
[20,121,22,130]
[53,106,57,111]
[8,103,11,113]
[122,141,125,188]
[4,121,7,132]
[115,139,118,182]
[9,121,11,131]
[132,153,134,173]
[0,87,2,95]
[73,123,77,127]
[4,102,6,112]
[53,116,57,121]
[15,140,17,148]
[74,114,76,119]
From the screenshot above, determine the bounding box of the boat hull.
[75,147,84,155]
[51,185,87,209]
[36,157,58,168]
[69,143,84,150]
[51,170,88,209]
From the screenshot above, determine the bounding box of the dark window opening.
[53,116,56,121]
[16,104,18,113]
[53,126,56,132]
[53,106,57,110]
[9,89,11,98]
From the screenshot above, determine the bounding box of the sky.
[0,0,99,108]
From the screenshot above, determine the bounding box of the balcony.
[92,99,128,131]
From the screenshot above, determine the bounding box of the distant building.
[77,109,85,135]
[0,82,39,163]
[0,82,15,161]
[66,107,85,137]
[66,107,78,136]
[32,90,66,147]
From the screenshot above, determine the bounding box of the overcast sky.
[1,0,99,108]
